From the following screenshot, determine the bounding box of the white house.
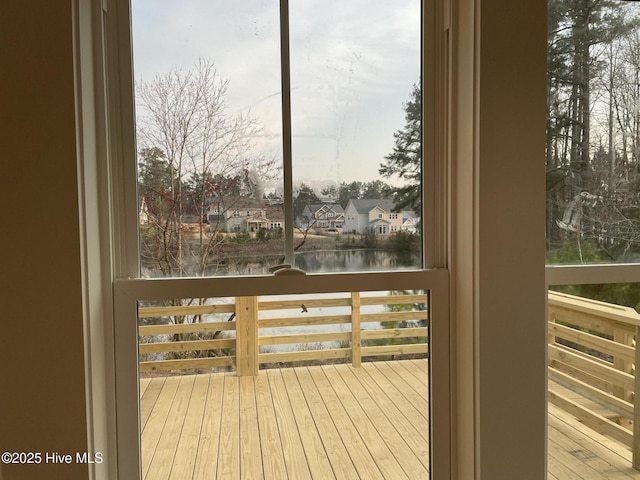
[343,199,404,235]
[401,210,419,233]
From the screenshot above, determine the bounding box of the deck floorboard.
[139,359,640,479]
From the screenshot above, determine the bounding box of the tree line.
[547,1,640,263]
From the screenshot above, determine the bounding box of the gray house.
[298,203,345,230]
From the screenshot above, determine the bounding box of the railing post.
[633,326,640,470]
[351,292,361,367]
[236,296,259,376]
[613,327,635,419]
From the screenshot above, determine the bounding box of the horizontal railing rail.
[547,290,640,469]
[137,290,429,375]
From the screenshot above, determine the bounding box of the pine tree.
[379,82,421,214]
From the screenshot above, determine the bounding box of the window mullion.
[279,0,295,268]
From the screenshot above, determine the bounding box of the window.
[103,1,454,478]
[131,0,423,276]
[545,3,640,475]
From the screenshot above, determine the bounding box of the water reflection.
[295,249,420,273]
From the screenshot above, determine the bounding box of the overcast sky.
[131,0,421,188]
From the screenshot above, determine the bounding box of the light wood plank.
[321,365,410,480]
[550,403,633,462]
[293,367,360,480]
[139,303,235,318]
[549,389,632,447]
[239,376,263,479]
[169,374,209,480]
[279,368,336,479]
[140,356,235,373]
[266,369,312,480]
[360,327,428,341]
[139,338,235,354]
[548,321,635,362]
[140,377,151,398]
[140,321,236,336]
[236,296,258,376]
[549,414,639,480]
[360,362,429,431]
[192,373,225,479]
[306,366,385,480]
[140,377,166,431]
[254,372,288,480]
[351,292,361,368]
[146,375,196,480]
[389,360,429,402]
[258,297,351,310]
[258,331,350,346]
[361,343,427,357]
[259,314,351,328]
[333,364,429,479]
[348,362,429,452]
[142,375,181,478]
[369,361,429,420]
[217,374,240,479]
[361,311,428,324]
[360,294,428,306]
[259,348,350,365]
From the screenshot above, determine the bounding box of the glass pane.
[546,3,640,265]
[547,284,640,478]
[289,0,423,272]
[132,0,285,277]
[137,289,429,477]
[132,0,423,277]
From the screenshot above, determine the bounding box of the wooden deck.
[548,403,640,479]
[140,358,640,479]
[140,359,429,479]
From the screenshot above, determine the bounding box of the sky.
[131,0,421,190]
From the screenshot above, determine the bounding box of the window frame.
[99,0,451,478]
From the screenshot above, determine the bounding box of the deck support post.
[351,292,361,367]
[614,327,634,404]
[633,326,640,470]
[236,296,259,376]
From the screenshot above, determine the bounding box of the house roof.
[306,203,345,214]
[348,198,396,214]
[369,219,391,225]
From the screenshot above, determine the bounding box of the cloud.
[131,0,420,183]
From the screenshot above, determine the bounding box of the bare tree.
[136,59,280,354]
[136,58,277,278]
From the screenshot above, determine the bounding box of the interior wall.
[0,2,89,480]
[451,0,547,478]
[476,0,547,478]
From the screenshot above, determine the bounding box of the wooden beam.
[236,296,259,376]
[352,292,361,367]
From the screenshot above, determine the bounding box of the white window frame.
[73,0,452,478]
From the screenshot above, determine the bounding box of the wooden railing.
[548,290,640,469]
[138,291,428,376]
